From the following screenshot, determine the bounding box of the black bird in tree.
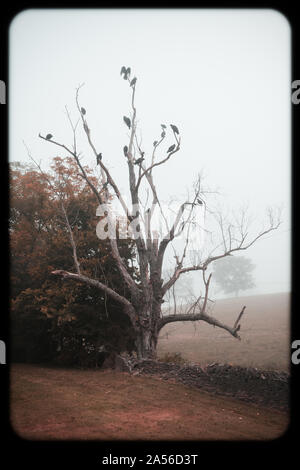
[81,107,86,115]
[161,124,166,129]
[123,116,131,129]
[170,124,179,135]
[134,157,145,165]
[120,66,128,79]
[97,153,102,165]
[153,141,158,147]
[46,134,53,140]
[197,198,203,205]
[130,77,137,87]
[123,146,128,157]
[161,131,166,138]
[120,66,131,80]
[167,144,176,153]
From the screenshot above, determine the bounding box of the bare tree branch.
[75,87,132,220]
[136,140,181,190]
[60,202,81,275]
[51,269,138,326]
[158,304,246,340]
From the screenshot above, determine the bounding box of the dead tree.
[39,68,281,360]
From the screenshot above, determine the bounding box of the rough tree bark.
[39,68,281,360]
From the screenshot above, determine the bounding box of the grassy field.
[10,364,288,441]
[158,292,290,372]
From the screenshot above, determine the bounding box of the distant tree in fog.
[212,256,255,297]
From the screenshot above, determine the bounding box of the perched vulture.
[161,131,166,138]
[130,77,137,87]
[167,144,176,153]
[97,153,102,165]
[123,116,131,129]
[161,124,166,129]
[81,107,86,115]
[197,198,203,205]
[153,141,158,146]
[120,66,130,80]
[170,124,179,134]
[123,146,128,156]
[134,157,145,165]
[46,134,53,140]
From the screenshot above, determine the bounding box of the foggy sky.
[9,8,291,296]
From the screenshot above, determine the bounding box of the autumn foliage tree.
[10,159,137,365]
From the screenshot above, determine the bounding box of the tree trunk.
[134,303,160,360]
[136,328,157,360]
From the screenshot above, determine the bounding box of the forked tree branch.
[162,208,281,295]
[158,304,246,340]
[135,140,180,191]
[75,87,132,221]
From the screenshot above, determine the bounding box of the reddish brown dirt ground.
[10,364,289,441]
